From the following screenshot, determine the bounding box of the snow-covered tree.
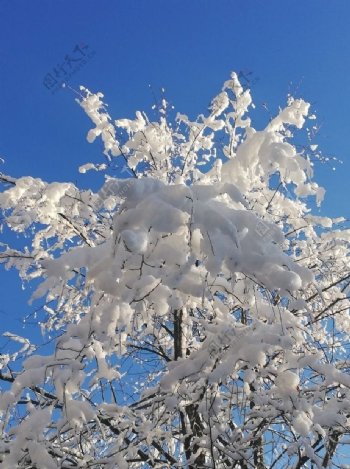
[1,73,350,468]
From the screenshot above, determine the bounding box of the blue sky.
[1,0,350,338]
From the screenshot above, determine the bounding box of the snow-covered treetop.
[0,72,350,468]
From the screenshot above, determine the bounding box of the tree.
[0,72,350,468]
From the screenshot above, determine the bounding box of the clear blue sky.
[1,0,350,338]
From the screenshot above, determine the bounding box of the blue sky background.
[1,0,350,340]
